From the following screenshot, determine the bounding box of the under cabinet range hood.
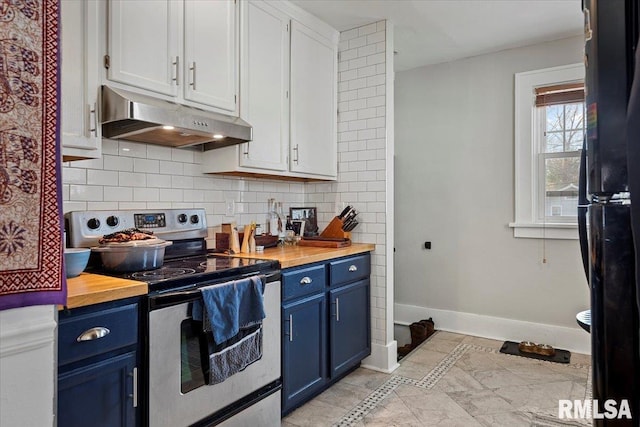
[100,85,252,148]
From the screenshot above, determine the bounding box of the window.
[511,64,585,239]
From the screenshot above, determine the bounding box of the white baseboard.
[395,303,591,355]
[361,341,400,373]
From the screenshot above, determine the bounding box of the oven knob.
[106,216,119,227]
[87,218,100,230]
[190,215,199,224]
[178,214,188,223]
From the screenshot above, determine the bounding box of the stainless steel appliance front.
[148,279,281,427]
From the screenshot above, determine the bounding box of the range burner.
[132,267,196,281]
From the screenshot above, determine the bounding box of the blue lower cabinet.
[281,254,372,415]
[282,293,327,412]
[329,279,371,378]
[58,351,137,427]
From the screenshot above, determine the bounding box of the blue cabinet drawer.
[59,303,138,367]
[329,254,370,286]
[283,264,326,301]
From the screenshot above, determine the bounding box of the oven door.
[147,275,281,427]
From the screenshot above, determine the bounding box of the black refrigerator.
[580,0,640,423]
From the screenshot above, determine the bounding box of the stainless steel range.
[65,209,282,427]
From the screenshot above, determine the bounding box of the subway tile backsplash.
[62,139,305,228]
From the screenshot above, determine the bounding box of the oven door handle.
[149,270,281,310]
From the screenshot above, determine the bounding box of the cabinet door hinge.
[103,54,110,69]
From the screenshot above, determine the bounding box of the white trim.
[361,341,400,374]
[508,222,578,239]
[513,63,584,240]
[0,305,57,358]
[395,303,590,355]
[266,0,339,43]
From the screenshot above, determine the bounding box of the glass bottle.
[276,202,285,237]
[267,198,279,236]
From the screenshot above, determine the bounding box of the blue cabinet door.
[282,293,327,412]
[329,279,370,378]
[58,351,137,427]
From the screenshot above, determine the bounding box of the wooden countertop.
[230,242,375,268]
[62,273,148,310]
[61,243,373,309]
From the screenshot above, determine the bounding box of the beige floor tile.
[470,368,534,389]
[446,388,515,416]
[399,390,477,425]
[493,380,587,412]
[473,410,534,427]
[400,348,447,369]
[362,393,423,426]
[461,335,504,349]
[339,367,390,390]
[432,366,486,393]
[415,337,460,354]
[313,381,373,411]
[281,399,347,426]
[456,351,504,373]
[393,360,435,380]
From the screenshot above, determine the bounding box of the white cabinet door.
[238,1,289,171]
[107,0,181,96]
[183,0,237,112]
[60,0,101,160]
[289,21,337,178]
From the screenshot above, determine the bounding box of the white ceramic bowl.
[64,248,90,278]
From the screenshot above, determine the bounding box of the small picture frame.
[289,207,318,235]
[291,219,305,237]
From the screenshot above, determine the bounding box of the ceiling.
[290,0,584,72]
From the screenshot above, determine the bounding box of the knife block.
[319,216,346,239]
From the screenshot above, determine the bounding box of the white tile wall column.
[305,20,398,372]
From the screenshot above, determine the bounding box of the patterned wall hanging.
[0,0,66,310]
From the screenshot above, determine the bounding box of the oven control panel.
[65,209,208,247]
[134,213,166,229]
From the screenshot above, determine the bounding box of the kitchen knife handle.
[172,56,179,85]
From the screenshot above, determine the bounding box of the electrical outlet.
[226,200,235,216]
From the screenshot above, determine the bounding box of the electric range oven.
[65,209,282,427]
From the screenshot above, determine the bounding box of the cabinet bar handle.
[128,367,138,408]
[336,298,340,322]
[76,326,110,342]
[293,144,299,163]
[89,103,97,136]
[300,276,312,285]
[172,56,179,85]
[189,62,197,90]
[348,265,358,272]
[289,314,293,342]
[243,142,249,157]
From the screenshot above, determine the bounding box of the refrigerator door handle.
[578,137,590,284]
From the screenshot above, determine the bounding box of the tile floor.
[282,331,592,427]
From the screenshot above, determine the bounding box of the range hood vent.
[101,85,252,149]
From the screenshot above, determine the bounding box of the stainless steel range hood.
[100,85,252,149]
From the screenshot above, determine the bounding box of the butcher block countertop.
[230,242,375,269]
[62,273,148,310]
[61,243,373,309]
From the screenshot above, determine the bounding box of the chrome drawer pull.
[336,298,340,322]
[76,327,110,342]
[128,367,138,408]
[300,276,312,285]
[348,265,358,272]
[289,314,293,342]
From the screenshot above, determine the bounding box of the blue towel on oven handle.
[197,275,266,344]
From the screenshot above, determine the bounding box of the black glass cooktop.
[92,254,279,293]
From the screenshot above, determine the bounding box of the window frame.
[510,63,584,239]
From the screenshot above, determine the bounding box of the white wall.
[305,21,397,371]
[394,36,590,351]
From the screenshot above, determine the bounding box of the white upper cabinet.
[289,21,337,177]
[61,0,102,161]
[107,0,181,97]
[203,0,337,180]
[106,0,238,114]
[183,0,237,111]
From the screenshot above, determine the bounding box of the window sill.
[508,222,578,240]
